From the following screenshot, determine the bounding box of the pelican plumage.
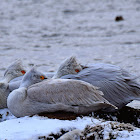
[0,60,26,108]
[7,68,116,117]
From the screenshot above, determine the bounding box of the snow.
[115,129,140,140]
[0,110,95,140]
[0,109,140,140]
[127,100,140,110]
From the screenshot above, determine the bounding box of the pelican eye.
[75,69,80,73]
[40,76,45,80]
[21,70,26,75]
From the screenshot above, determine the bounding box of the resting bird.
[7,68,117,117]
[60,58,140,111]
[52,56,82,78]
[8,56,82,91]
[0,60,26,108]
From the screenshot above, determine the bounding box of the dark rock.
[115,16,124,21]
[93,106,140,128]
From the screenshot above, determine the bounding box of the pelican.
[0,60,26,108]
[52,56,82,79]
[59,58,140,111]
[8,56,82,91]
[7,68,117,117]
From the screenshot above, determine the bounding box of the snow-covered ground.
[0,0,140,139]
[127,100,140,110]
[0,109,140,140]
[0,111,93,139]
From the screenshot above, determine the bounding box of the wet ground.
[0,0,140,79]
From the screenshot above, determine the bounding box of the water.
[0,0,140,80]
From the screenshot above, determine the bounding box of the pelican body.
[7,68,116,117]
[61,63,140,111]
[0,60,26,108]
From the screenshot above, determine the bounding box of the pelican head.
[20,67,47,88]
[3,60,26,83]
[53,56,82,78]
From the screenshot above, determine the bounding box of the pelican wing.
[61,64,140,108]
[62,63,126,81]
[27,79,110,107]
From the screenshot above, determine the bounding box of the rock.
[58,129,83,140]
[81,122,136,140]
[115,16,124,21]
[93,106,140,128]
[58,122,136,140]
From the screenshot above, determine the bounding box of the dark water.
[0,0,140,79]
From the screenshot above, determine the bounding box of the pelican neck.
[19,81,30,89]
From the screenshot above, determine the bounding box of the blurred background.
[0,0,140,79]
